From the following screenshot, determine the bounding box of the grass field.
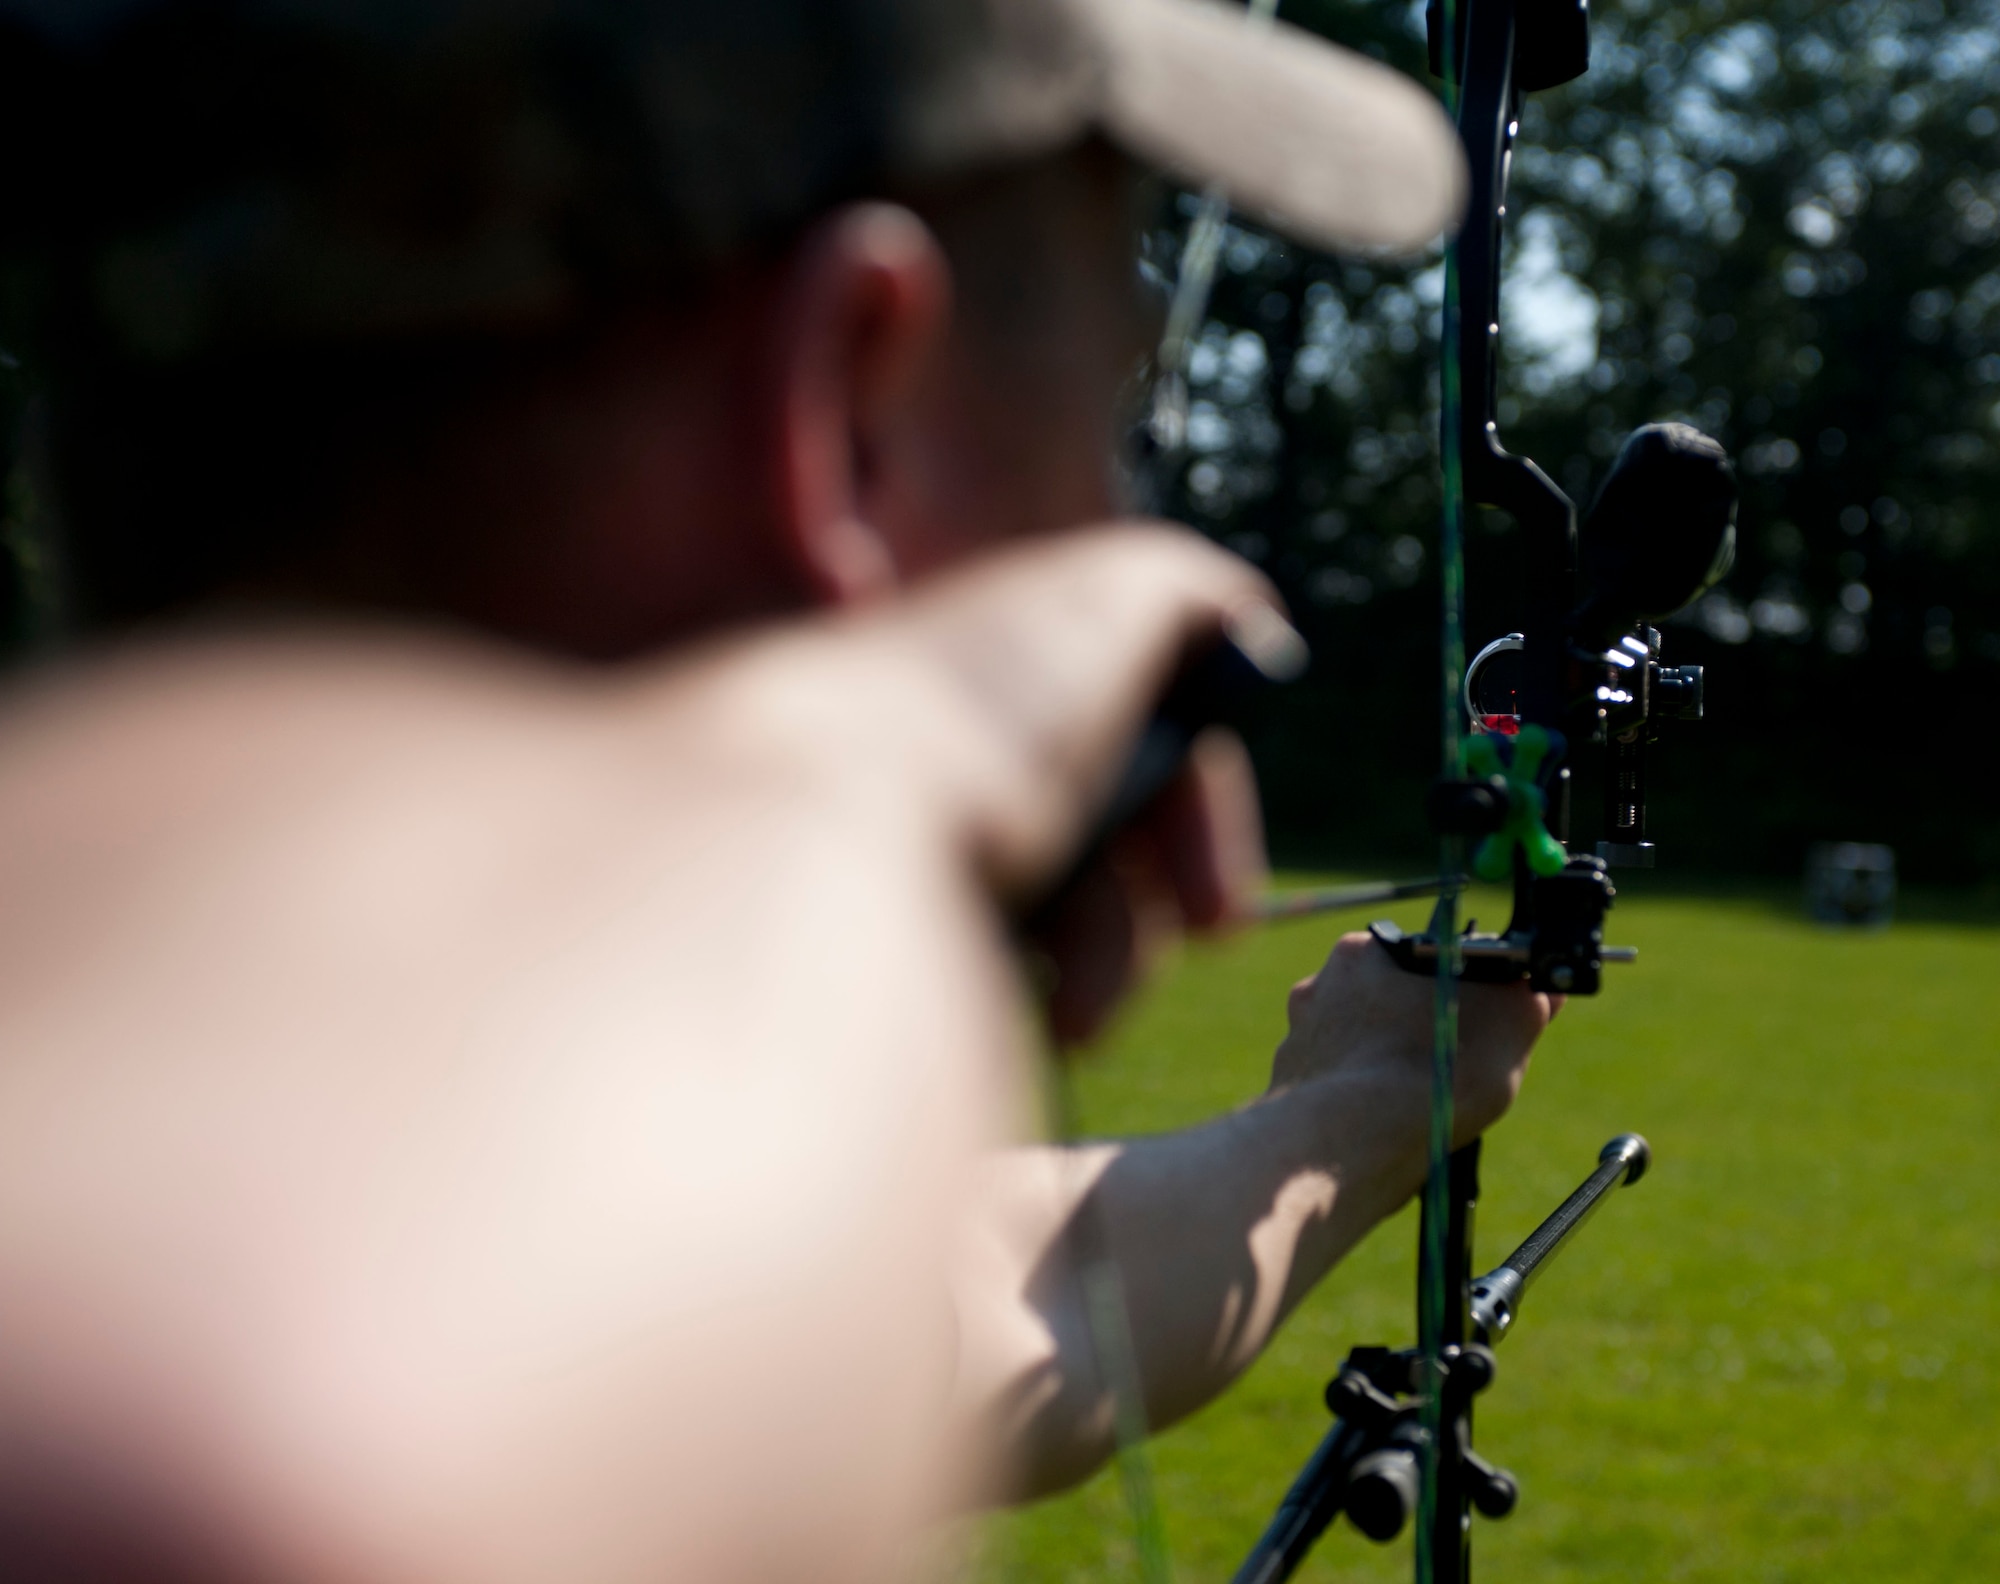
[961,875,2000,1583]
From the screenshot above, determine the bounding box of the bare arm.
[952,936,1554,1501]
[0,527,1272,1583]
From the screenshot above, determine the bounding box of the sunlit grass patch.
[963,876,2000,1583]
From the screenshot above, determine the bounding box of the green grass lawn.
[962,876,2000,1583]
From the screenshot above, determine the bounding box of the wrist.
[1257,1063,1432,1226]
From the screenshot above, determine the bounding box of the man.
[0,1,1551,1578]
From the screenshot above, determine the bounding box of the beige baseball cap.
[888,0,1467,254]
[0,0,1465,354]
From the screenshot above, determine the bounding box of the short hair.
[25,136,1136,629]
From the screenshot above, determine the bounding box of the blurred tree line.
[1148,0,2000,884]
[2,0,1998,883]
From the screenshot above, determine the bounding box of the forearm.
[950,1068,1429,1503]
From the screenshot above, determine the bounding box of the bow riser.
[1233,0,1741,1578]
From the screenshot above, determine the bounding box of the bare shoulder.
[0,625,1011,1581]
[0,626,661,1025]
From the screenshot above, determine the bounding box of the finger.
[1134,727,1266,932]
[1451,980,1550,1140]
[1025,730,1262,1048]
[879,523,1280,901]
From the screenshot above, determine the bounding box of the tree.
[1155,0,2000,883]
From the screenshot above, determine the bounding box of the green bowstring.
[1047,1062,1173,1584]
[1418,1,1467,1578]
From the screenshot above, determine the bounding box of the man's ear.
[767,203,952,606]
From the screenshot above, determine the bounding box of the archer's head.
[0,0,1463,657]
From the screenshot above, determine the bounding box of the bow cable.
[1048,9,1287,1580]
[1146,0,1281,462]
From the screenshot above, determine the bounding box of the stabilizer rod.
[1470,1134,1650,1343]
[1230,1135,1651,1584]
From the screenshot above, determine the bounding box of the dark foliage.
[5,0,2000,881]
[1149,0,2000,883]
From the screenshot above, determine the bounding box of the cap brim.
[1087,0,1466,256]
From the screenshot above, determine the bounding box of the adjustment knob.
[1425,776,1510,836]
[1325,1367,1400,1430]
[1465,1451,1519,1519]
[1654,664,1704,721]
[1345,1446,1420,1541]
[1450,1342,1498,1396]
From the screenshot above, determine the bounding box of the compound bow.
[1227,0,1738,1580]
[1071,2,1740,1576]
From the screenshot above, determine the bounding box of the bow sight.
[1366,0,1740,999]
[1375,418,1738,996]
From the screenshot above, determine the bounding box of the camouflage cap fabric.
[0,0,1464,357]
